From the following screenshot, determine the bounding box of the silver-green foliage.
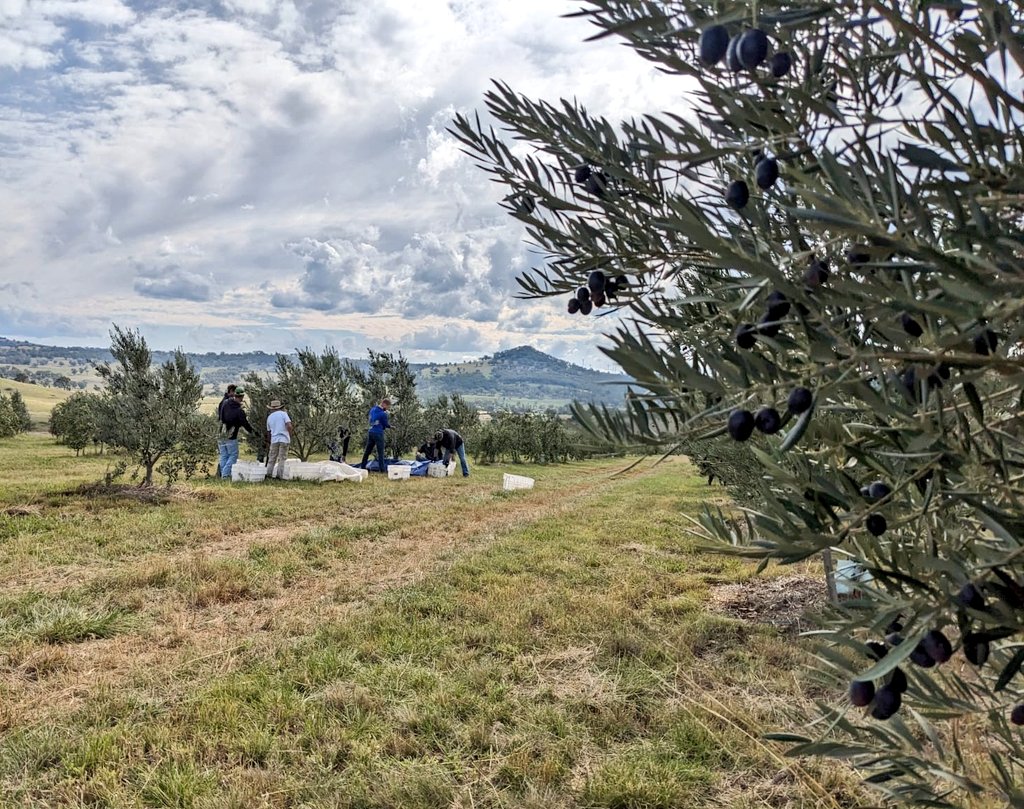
[95,326,207,486]
[50,391,102,454]
[452,0,1024,803]
[242,348,362,462]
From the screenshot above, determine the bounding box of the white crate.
[427,462,448,478]
[387,465,411,481]
[231,461,267,483]
[502,473,534,491]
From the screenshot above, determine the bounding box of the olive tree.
[50,392,101,455]
[95,326,207,486]
[346,350,424,458]
[453,0,1024,804]
[242,348,361,461]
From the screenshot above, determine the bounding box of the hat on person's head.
[434,430,443,441]
[234,386,246,396]
[268,399,282,409]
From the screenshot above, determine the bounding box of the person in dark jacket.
[435,428,470,477]
[327,425,352,464]
[220,387,255,479]
[215,384,237,476]
[416,439,441,462]
[358,398,391,472]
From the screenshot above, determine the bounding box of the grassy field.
[0,434,861,808]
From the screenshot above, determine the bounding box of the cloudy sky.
[0,0,677,369]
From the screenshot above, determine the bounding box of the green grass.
[0,433,862,808]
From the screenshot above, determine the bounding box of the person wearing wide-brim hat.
[265,399,293,480]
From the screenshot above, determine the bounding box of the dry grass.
[0,434,869,807]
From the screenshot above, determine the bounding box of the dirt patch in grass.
[709,575,826,635]
[2,504,42,517]
[60,482,218,505]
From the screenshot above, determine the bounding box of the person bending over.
[435,428,470,477]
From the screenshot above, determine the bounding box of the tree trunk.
[822,548,838,605]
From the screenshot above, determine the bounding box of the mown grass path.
[0,437,859,808]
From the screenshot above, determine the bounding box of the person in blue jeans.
[435,428,470,477]
[358,398,391,472]
[219,387,255,479]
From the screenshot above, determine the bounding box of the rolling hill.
[0,338,630,411]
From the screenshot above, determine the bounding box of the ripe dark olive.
[849,680,875,707]
[769,51,792,77]
[765,291,790,321]
[922,629,953,664]
[867,481,891,500]
[871,686,901,720]
[962,634,990,666]
[973,329,998,355]
[866,640,888,661]
[567,298,580,315]
[725,180,749,210]
[604,277,619,297]
[957,582,986,611]
[846,244,871,264]
[1011,704,1024,726]
[574,165,591,183]
[885,632,904,647]
[735,323,757,349]
[886,619,903,634]
[579,299,593,316]
[900,313,923,337]
[803,257,829,288]
[755,157,779,190]
[865,513,887,536]
[585,171,608,198]
[754,408,782,435]
[787,387,813,414]
[888,666,908,694]
[726,34,743,72]
[727,410,755,441]
[737,28,769,70]
[698,24,730,66]
[910,642,936,668]
[588,270,606,294]
[591,290,606,308]
[757,314,780,338]
[576,287,591,303]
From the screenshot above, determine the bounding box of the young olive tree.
[453,0,1024,804]
[95,326,207,486]
[242,348,361,462]
[50,392,102,455]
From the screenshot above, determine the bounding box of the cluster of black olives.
[852,583,1024,724]
[859,480,891,537]
[567,270,627,315]
[698,24,792,77]
[735,290,791,349]
[727,385,812,441]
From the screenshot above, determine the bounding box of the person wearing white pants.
[265,400,293,480]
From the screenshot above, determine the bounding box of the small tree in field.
[9,391,30,433]
[50,392,101,455]
[0,394,17,438]
[454,0,1024,804]
[95,326,206,486]
[242,348,361,461]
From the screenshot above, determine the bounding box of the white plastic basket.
[387,465,411,481]
[427,462,448,478]
[502,473,534,491]
[282,460,323,481]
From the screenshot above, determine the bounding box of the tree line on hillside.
[45,326,621,485]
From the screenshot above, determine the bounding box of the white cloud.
[0,0,678,371]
